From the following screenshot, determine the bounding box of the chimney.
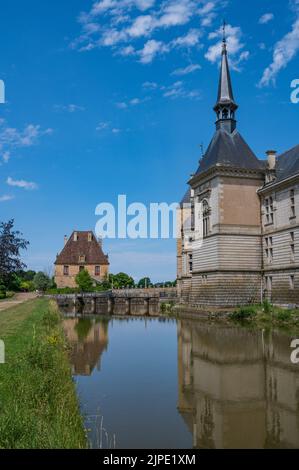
[74,232,78,242]
[98,236,103,248]
[266,150,277,170]
[64,235,68,246]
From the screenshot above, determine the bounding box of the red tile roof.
[55,231,109,266]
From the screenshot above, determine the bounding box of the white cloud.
[172,63,201,75]
[0,122,53,164]
[0,195,14,202]
[163,80,201,100]
[142,81,159,89]
[171,28,202,48]
[259,17,299,86]
[7,177,38,191]
[96,121,111,131]
[205,24,249,70]
[72,0,223,63]
[54,104,85,113]
[139,39,168,63]
[96,121,122,134]
[259,13,274,25]
[116,96,150,108]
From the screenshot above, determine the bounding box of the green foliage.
[263,299,272,314]
[137,277,152,288]
[231,306,258,320]
[20,280,35,292]
[0,282,6,299]
[0,220,29,280]
[47,287,80,295]
[0,299,87,449]
[33,272,52,292]
[75,269,94,292]
[110,272,135,289]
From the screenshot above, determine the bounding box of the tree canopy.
[0,220,29,282]
[75,269,94,292]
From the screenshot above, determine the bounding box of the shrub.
[33,272,52,292]
[231,306,257,320]
[263,299,272,314]
[75,269,93,292]
[0,283,6,299]
[275,309,292,322]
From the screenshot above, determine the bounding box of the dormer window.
[79,255,86,263]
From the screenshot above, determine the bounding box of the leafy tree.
[18,270,36,282]
[110,272,135,289]
[20,280,35,292]
[137,277,152,288]
[75,269,94,292]
[0,220,29,287]
[0,282,6,299]
[33,272,52,292]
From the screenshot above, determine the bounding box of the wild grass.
[230,301,299,330]
[0,298,87,449]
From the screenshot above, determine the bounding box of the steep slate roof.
[180,188,191,206]
[215,39,237,108]
[275,144,299,182]
[196,128,263,175]
[55,231,109,265]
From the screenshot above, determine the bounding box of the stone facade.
[55,263,109,289]
[54,231,109,289]
[177,37,299,307]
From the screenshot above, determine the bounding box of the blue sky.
[0,0,299,282]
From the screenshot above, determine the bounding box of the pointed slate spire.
[214,22,238,133]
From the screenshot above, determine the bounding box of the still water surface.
[62,314,299,449]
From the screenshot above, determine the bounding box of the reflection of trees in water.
[75,318,93,341]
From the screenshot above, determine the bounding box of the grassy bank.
[0,298,87,449]
[230,301,299,331]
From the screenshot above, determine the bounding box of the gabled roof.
[195,128,263,176]
[275,144,299,182]
[55,231,109,266]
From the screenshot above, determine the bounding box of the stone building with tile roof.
[177,29,299,307]
[54,231,109,288]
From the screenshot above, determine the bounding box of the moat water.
[61,309,299,449]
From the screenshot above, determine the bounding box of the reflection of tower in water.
[177,320,299,449]
[63,318,109,376]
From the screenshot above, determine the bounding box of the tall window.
[202,200,210,238]
[290,232,295,262]
[290,275,295,290]
[63,266,69,276]
[188,254,193,273]
[290,189,296,218]
[265,237,273,264]
[95,266,101,276]
[265,196,274,224]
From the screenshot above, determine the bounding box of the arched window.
[202,200,210,238]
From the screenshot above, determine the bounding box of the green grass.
[0,298,87,449]
[230,302,299,330]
